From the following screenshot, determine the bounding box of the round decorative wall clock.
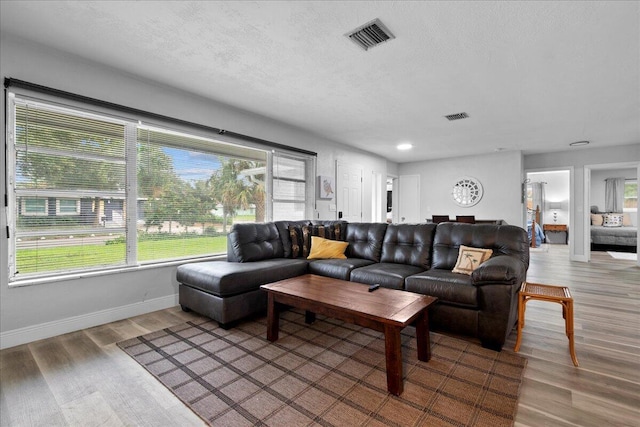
[452,176,483,207]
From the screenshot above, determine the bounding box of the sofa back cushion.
[380,223,437,268]
[227,222,285,262]
[345,222,388,262]
[311,220,348,241]
[432,223,529,270]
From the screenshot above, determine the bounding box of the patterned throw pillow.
[288,224,344,258]
[289,226,304,258]
[452,245,493,275]
[602,214,624,227]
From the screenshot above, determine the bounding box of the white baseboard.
[0,294,178,350]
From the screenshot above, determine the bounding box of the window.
[272,153,312,221]
[136,126,267,263]
[57,199,81,215]
[21,198,48,216]
[624,180,638,209]
[7,93,313,281]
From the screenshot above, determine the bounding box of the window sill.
[8,254,227,288]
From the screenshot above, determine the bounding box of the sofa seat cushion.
[308,258,375,281]
[177,259,308,298]
[405,269,478,308]
[350,263,426,290]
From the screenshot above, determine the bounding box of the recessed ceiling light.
[397,143,413,151]
[569,140,590,147]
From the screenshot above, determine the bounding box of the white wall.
[0,34,394,348]
[399,150,524,226]
[524,144,640,261]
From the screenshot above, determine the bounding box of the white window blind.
[11,100,127,276]
[272,153,309,221]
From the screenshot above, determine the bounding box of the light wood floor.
[1,246,638,426]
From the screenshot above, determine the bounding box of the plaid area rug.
[118,310,526,427]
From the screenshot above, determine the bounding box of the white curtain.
[605,177,625,212]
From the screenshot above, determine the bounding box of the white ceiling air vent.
[346,19,395,51]
[445,112,469,121]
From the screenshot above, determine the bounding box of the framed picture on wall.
[318,175,335,199]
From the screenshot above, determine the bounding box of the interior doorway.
[386,176,395,223]
[586,163,638,262]
[525,170,570,249]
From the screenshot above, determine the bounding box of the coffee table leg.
[305,310,316,324]
[415,310,431,362]
[384,324,403,396]
[266,292,279,342]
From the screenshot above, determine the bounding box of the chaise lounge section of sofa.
[177,220,529,350]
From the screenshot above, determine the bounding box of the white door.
[398,174,420,223]
[372,171,384,222]
[336,162,362,222]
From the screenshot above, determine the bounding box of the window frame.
[6,90,316,284]
[55,198,81,216]
[20,197,49,216]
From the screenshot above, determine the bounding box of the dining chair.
[432,215,451,224]
[456,215,476,224]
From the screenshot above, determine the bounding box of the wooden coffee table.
[260,274,437,395]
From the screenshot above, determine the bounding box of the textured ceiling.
[1,1,638,163]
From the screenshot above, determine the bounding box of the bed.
[590,209,637,249]
[591,225,637,247]
[527,206,544,248]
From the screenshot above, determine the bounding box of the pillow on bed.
[602,214,624,227]
[622,213,633,227]
[591,214,603,226]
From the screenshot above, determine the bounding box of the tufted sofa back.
[431,223,529,270]
[227,223,285,262]
[344,223,388,262]
[380,223,437,268]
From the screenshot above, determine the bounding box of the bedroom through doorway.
[525,170,570,253]
[587,163,638,262]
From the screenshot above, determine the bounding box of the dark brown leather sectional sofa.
[177,220,529,351]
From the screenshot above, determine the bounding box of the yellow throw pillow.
[452,245,493,275]
[307,236,349,260]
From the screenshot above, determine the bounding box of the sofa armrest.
[471,256,526,286]
[471,256,527,350]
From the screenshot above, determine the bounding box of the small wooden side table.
[543,224,568,244]
[514,282,579,366]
